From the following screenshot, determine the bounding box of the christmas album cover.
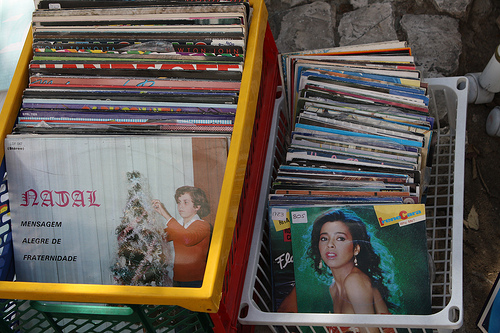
[5,134,229,287]
[287,205,431,317]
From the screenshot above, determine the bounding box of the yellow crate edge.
[0,0,268,313]
[204,0,268,312]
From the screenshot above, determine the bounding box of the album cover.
[267,202,406,314]
[268,207,296,312]
[33,43,245,57]
[28,63,243,81]
[290,132,421,166]
[478,272,500,333]
[35,0,248,10]
[28,74,242,91]
[277,165,414,184]
[5,134,229,287]
[20,97,238,113]
[22,87,239,104]
[17,110,235,123]
[288,204,431,316]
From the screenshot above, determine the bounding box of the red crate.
[210,23,280,333]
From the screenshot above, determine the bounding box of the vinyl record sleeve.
[28,75,242,91]
[17,109,236,121]
[277,165,413,183]
[35,0,248,10]
[290,133,421,165]
[22,87,239,104]
[5,134,229,287]
[477,272,500,333]
[28,63,243,81]
[287,205,431,316]
[21,97,238,113]
[32,3,248,22]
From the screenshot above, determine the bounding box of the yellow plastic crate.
[0,0,268,313]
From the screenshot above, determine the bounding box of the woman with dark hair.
[309,208,394,316]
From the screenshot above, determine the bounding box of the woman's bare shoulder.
[344,269,372,291]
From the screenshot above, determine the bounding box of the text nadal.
[20,189,101,207]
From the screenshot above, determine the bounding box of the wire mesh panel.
[426,125,456,313]
[0,300,213,333]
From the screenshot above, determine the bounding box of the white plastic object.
[479,44,500,93]
[466,72,495,104]
[239,77,468,333]
[486,106,500,137]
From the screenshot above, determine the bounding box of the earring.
[354,255,358,267]
[319,260,323,269]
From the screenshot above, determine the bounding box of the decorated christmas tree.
[111,171,173,287]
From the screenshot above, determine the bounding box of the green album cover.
[289,204,431,316]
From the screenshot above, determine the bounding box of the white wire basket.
[238,76,468,333]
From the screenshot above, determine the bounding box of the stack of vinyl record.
[270,40,434,207]
[15,0,249,134]
[267,41,435,317]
